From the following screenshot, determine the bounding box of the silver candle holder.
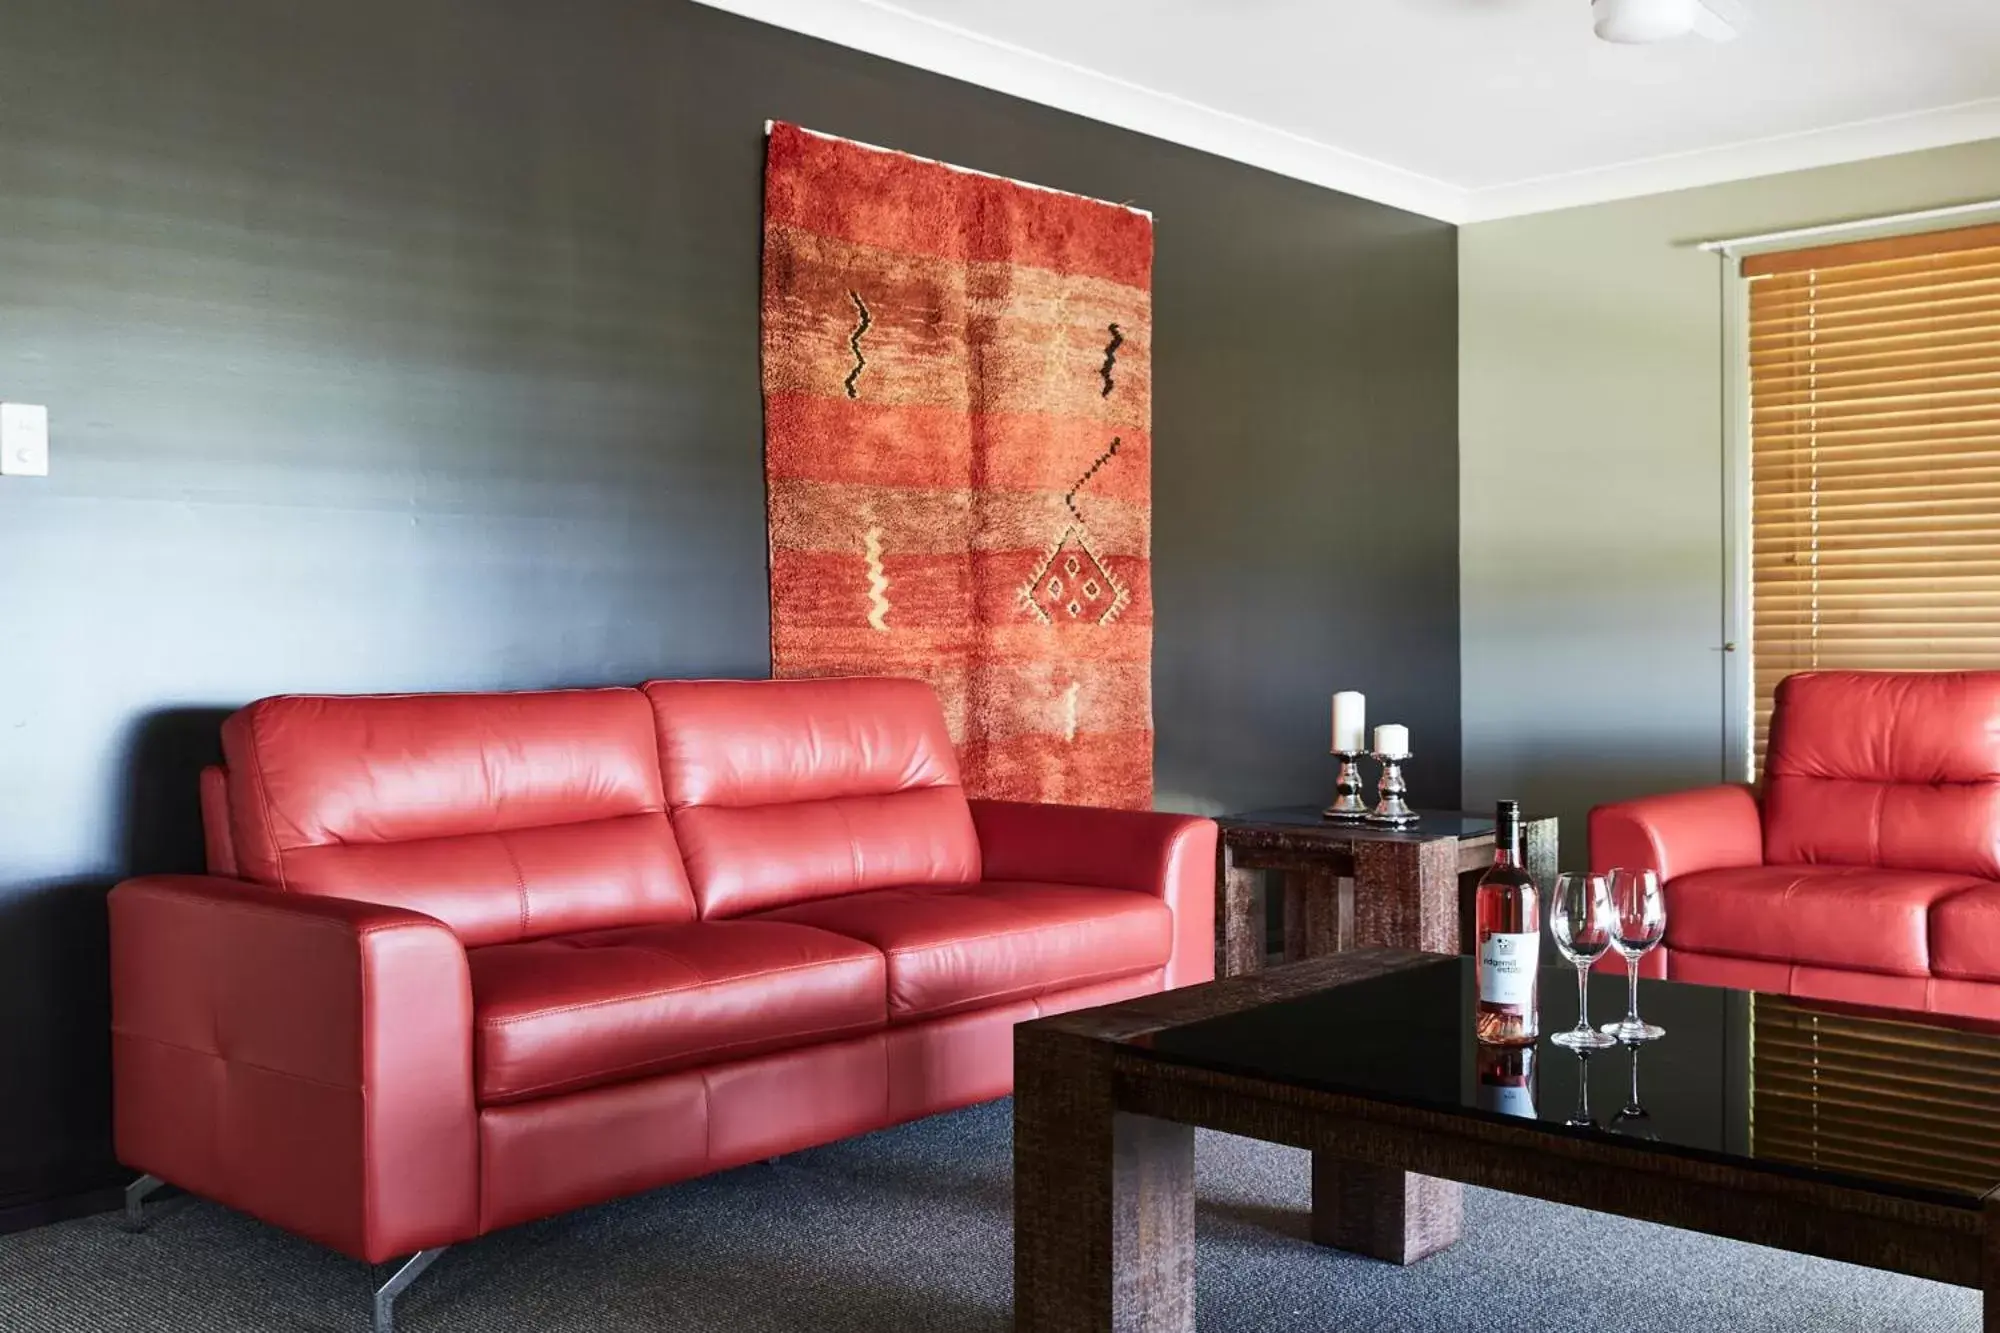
[1323,751,1369,821]
[1368,751,1419,825]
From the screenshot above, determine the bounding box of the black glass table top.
[1221,807,1497,840]
[1129,956,2000,1208]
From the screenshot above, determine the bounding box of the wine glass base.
[1600,1020,1665,1043]
[1614,1106,1652,1129]
[1551,1027,1619,1050]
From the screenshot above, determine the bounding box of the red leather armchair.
[110,678,1215,1327]
[1589,670,2000,1019]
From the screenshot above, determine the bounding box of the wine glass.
[1600,868,1667,1043]
[1612,1041,1657,1138]
[1547,872,1618,1050]
[1564,1048,1598,1129]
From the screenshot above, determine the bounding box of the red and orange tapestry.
[761,122,1154,809]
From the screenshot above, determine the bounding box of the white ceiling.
[696,0,2000,223]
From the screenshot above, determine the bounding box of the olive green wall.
[1460,138,2000,863]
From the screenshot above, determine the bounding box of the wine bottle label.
[1478,931,1539,1007]
[1479,1081,1537,1118]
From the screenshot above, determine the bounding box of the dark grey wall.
[0,0,1458,1213]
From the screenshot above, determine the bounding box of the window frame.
[1722,259,1753,783]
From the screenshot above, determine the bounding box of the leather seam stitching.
[869,911,1163,959]
[128,890,447,941]
[1669,946,1933,980]
[243,712,291,892]
[476,955,882,1026]
[890,962,1157,1018]
[110,1030,358,1093]
[357,905,376,1249]
[668,780,961,817]
[482,1014,886,1102]
[492,829,531,940]
[296,808,672,851]
[829,801,865,895]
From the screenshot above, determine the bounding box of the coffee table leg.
[1217,843,1263,978]
[1353,839,1460,953]
[1983,1193,1998,1333]
[1016,1031,1196,1332]
[1282,867,1341,961]
[1310,1151,1463,1265]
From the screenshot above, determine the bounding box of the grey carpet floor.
[0,1100,1978,1332]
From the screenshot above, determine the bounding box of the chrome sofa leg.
[122,1174,166,1232]
[373,1246,447,1333]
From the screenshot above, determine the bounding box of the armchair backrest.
[1763,670,2000,877]
[218,688,699,945]
[644,677,981,918]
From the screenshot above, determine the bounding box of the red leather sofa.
[1590,670,2000,1020]
[110,678,1215,1285]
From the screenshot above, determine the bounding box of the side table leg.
[1353,839,1460,954]
[1217,843,1263,978]
[1455,868,1481,958]
[1282,867,1341,962]
[1311,1152,1462,1265]
[1016,1031,1196,1333]
[1983,1192,1997,1333]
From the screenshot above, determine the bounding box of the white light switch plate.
[1,403,49,477]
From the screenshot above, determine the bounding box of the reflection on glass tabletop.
[1129,956,2000,1207]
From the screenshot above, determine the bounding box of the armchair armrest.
[110,875,478,1262]
[968,800,1217,989]
[1588,785,1764,882]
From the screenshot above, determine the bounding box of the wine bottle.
[1475,1044,1537,1119]
[1474,799,1539,1046]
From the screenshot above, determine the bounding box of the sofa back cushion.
[1763,670,2000,878]
[644,677,981,918]
[221,689,696,946]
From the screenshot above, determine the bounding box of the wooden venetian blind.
[1751,995,2000,1196]
[1746,223,2000,764]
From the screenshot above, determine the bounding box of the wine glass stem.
[1625,955,1642,1027]
[1574,962,1591,1035]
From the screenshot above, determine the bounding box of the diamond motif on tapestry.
[1021,525,1131,627]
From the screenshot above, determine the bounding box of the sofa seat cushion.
[756,881,1173,1022]
[1931,883,2000,983]
[468,921,886,1105]
[1667,865,1985,977]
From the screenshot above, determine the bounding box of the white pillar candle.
[1374,723,1410,758]
[1331,691,1366,753]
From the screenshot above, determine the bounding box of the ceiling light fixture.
[1591,0,1739,44]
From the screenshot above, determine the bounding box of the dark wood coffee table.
[1214,808,1559,976]
[1014,949,2000,1332]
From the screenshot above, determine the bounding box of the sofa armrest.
[1588,785,1764,882]
[110,875,478,1262]
[968,799,1217,990]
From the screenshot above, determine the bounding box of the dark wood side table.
[1214,807,1558,977]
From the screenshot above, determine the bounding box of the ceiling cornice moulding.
[697,0,2000,226]
[693,0,1465,224]
[1458,96,2000,222]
